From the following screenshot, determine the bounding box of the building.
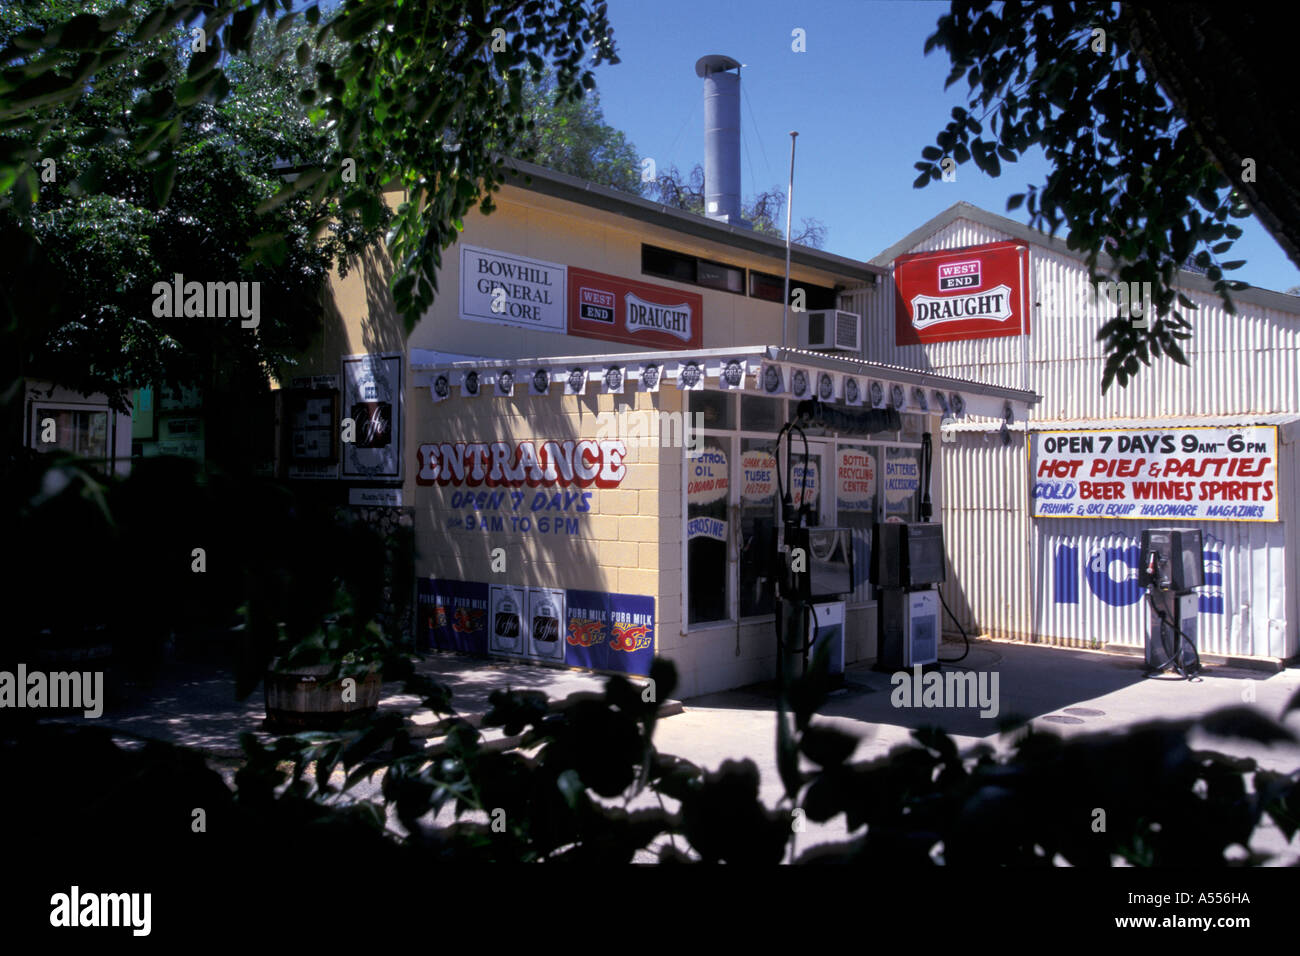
[855,201,1300,665]
[288,59,1038,697]
[293,59,1299,694]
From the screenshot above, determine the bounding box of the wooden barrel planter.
[264,663,384,732]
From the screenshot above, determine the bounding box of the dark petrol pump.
[869,432,968,672]
[1137,528,1203,679]
[771,403,854,691]
[870,521,946,671]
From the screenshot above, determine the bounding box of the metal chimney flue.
[695,54,749,229]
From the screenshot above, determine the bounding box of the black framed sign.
[341,353,403,481]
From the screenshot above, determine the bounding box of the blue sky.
[587,0,1300,293]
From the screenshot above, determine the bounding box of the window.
[684,388,924,628]
[30,405,111,461]
[687,435,731,625]
[748,270,786,303]
[836,445,878,605]
[738,437,779,617]
[748,270,839,309]
[642,244,696,283]
[696,257,745,294]
[740,394,783,432]
[690,390,735,431]
[883,446,921,521]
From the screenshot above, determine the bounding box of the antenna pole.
[782,130,798,348]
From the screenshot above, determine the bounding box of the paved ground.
[43,638,1300,863]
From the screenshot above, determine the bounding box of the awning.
[409,344,1039,422]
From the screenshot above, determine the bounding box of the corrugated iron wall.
[938,429,1034,641]
[845,216,1300,660]
[843,219,1300,419]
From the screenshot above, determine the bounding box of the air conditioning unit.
[799,309,861,353]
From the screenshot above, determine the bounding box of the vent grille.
[835,311,859,349]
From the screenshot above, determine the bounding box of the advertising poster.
[489,584,527,657]
[741,449,777,502]
[564,589,655,677]
[341,353,402,480]
[459,244,566,333]
[567,266,704,350]
[894,240,1030,345]
[418,578,488,654]
[791,459,818,509]
[836,448,876,511]
[884,447,919,518]
[687,445,729,540]
[1030,426,1279,521]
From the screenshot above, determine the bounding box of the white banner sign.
[1030,426,1279,521]
[460,244,566,333]
[688,447,728,505]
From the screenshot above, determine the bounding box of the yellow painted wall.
[321,180,858,366]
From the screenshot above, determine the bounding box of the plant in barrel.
[263,582,397,731]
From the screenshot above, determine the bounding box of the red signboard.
[567,267,703,350]
[894,240,1029,345]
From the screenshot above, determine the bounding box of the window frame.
[681,391,927,633]
[27,400,116,464]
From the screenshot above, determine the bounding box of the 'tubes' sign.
[894,241,1029,344]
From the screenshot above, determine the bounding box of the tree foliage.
[516,69,644,194]
[652,162,827,249]
[915,1,1260,391]
[8,653,1300,867]
[1,4,383,414]
[0,0,619,336]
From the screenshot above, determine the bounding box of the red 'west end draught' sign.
[893,240,1030,345]
[567,266,703,350]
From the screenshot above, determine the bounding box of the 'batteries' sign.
[894,240,1029,345]
[1030,427,1279,521]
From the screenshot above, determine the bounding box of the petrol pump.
[771,404,854,690]
[1137,528,1203,678]
[869,433,957,672]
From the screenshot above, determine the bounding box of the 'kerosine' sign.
[894,241,1029,345]
[568,266,703,350]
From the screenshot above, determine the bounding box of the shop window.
[883,446,921,521]
[687,436,732,625]
[836,445,878,605]
[689,390,735,431]
[901,413,925,442]
[738,438,779,617]
[740,394,784,433]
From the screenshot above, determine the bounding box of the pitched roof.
[501,158,886,286]
[871,201,1300,314]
